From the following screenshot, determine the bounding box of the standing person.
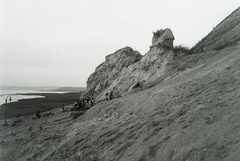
[62,104,65,112]
[105,93,109,101]
[90,98,95,107]
[36,110,41,119]
[86,96,90,102]
[78,99,84,110]
[109,91,113,100]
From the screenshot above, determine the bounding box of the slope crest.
[192,6,240,52]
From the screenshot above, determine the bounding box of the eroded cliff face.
[86,28,189,101]
[151,28,175,48]
[86,47,142,97]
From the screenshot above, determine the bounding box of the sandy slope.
[0,43,240,161]
[193,7,240,52]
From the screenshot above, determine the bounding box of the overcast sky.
[0,0,239,87]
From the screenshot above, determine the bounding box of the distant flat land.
[0,86,86,92]
[0,92,83,120]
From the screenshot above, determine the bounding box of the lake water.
[0,90,65,106]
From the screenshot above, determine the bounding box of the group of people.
[35,90,115,120]
[74,96,95,111]
[72,90,114,112]
[69,96,95,119]
[105,91,114,101]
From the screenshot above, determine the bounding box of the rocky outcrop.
[86,29,189,101]
[192,7,240,52]
[151,28,175,48]
[102,48,175,99]
[86,47,142,96]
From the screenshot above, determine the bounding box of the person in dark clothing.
[62,104,65,112]
[109,91,113,100]
[105,93,109,101]
[36,110,41,119]
[90,98,95,107]
[78,99,84,110]
[86,96,90,102]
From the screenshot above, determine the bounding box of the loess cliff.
[86,28,189,101]
[1,6,240,161]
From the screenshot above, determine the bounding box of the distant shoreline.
[0,86,86,92]
[0,92,83,120]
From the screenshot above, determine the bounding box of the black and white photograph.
[0,0,240,160]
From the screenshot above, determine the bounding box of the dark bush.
[173,45,194,55]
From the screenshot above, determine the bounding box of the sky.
[0,0,239,87]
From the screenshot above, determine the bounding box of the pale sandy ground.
[1,43,240,161]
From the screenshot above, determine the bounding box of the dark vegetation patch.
[0,92,83,119]
[173,45,194,55]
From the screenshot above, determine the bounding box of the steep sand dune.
[192,6,240,52]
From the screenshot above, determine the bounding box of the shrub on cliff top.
[173,45,194,55]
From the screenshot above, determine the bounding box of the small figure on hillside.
[62,104,65,112]
[92,86,96,95]
[109,91,113,100]
[90,98,95,106]
[17,113,20,117]
[36,110,41,119]
[105,92,109,101]
[135,82,141,88]
[78,99,84,110]
[105,81,108,88]
[74,102,78,110]
[86,96,90,102]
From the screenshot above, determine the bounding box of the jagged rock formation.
[151,28,175,48]
[192,6,240,52]
[86,28,184,101]
[86,47,142,96]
